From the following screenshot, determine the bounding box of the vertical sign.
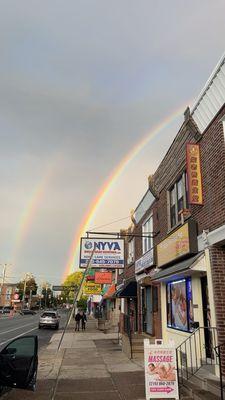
[186,143,203,205]
[144,339,179,399]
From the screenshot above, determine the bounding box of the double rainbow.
[63,101,190,280]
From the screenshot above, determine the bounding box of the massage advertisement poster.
[144,339,179,399]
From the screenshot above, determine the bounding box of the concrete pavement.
[4,317,146,400]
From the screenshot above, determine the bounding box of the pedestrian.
[75,310,81,331]
[81,311,87,331]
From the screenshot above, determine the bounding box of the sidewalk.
[5,317,146,400]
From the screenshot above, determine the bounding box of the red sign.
[95,272,112,284]
[86,275,95,281]
[14,293,19,300]
[186,143,203,205]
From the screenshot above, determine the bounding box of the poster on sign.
[80,237,124,269]
[144,339,179,399]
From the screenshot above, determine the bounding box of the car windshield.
[41,312,56,317]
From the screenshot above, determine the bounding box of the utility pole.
[0,265,7,307]
[22,273,29,308]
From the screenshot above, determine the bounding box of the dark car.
[0,307,13,314]
[20,309,36,315]
[0,335,38,394]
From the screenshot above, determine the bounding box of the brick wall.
[209,245,225,374]
[152,105,225,245]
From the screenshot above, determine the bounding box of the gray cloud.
[0,0,224,282]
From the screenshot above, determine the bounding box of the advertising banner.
[95,272,112,284]
[83,282,102,295]
[144,339,179,399]
[80,238,124,269]
[157,220,197,267]
[186,143,203,205]
[135,248,154,274]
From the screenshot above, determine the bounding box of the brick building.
[0,283,18,308]
[118,54,225,375]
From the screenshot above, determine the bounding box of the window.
[127,238,135,264]
[142,215,153,254]
[169,173,188,228]
[167,278,194,332]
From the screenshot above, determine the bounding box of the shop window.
[168,173,188,229]
[142,215,153,254]
[166,278,194,332]
[127,237,135,265]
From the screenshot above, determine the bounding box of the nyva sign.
[84,241,121,251]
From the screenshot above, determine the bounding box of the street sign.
[52,285,76,291]
[144,339,179,399]
[80,237,124,269]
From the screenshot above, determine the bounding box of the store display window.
[167,278,194,332]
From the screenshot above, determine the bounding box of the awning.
[103,284,116,299]
[116,281,137,298]
[151,252,204,282]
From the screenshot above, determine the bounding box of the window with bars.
[169,173,188,229]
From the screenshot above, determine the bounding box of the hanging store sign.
[80,238,124,269]
[83,282,102,295]
[186,143,203,205]
[95,271,112,284]
[144,339,179,399]
[135,248,154,274]
[157,220,197,267]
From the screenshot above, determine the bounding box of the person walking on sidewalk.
[75,310,82,331]
[81,311,87,331]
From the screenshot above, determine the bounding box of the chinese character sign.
[144,340,179,399]
[186,143,203,205]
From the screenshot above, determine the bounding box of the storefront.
[135,247,161,337]
[116,280,137,333]
[152,220,214,348]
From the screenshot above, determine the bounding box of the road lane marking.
[0,322,38,335]
[0,327,38,346]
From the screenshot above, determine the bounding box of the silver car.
[39,311,60,330]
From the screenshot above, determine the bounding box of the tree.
[39,282,53,308]
[62,271,83,303]
[17,275,38,300]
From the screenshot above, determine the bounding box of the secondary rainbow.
[63,101,192,280]
[12,159,60,264]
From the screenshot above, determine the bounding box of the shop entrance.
[201,276,211,358]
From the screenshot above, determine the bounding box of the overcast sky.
[0,0,225,285]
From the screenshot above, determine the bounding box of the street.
[0,310,68,352]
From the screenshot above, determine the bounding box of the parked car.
[20,309,36,315]
[0,335,38,393]
[39,311,60,329]
[0,307,13,314]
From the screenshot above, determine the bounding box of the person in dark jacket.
[75,311,82,331]
[81,311,87,331]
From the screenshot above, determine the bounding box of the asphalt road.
[0,310,69,352]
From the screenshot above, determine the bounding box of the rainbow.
[63,101,191,280]
[12,160,59,264]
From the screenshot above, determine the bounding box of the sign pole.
[57,245,96,350]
